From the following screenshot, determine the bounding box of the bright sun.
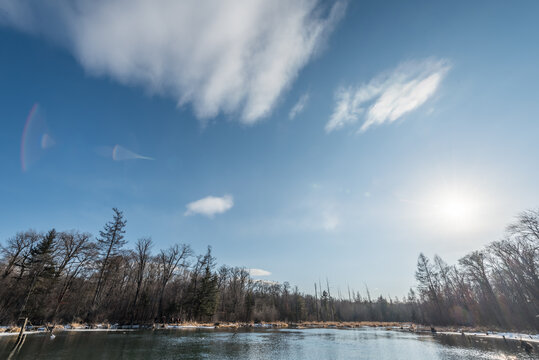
[437,192,475,223]
[425,186,482,232]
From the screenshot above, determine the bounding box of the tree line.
[413,209,539,330]
[0,208,537,330]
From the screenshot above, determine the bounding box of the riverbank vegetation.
[0,208,537,331]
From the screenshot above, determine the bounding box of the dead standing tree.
[157,244,192,320]
[131,237,153,320]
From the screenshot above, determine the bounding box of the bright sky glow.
[0,0,538,297]
[429,187,482,232]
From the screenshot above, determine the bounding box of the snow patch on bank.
[439,331,539,344]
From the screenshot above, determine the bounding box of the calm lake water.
[0,327,534,359]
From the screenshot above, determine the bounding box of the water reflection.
[0,328,534,360]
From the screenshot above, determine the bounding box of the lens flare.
[21,103,55,172]
[112,145,153,161]
[96,145,153,161]
[41,133,55,149]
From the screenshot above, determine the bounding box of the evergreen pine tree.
[91,208,127,311]
[188,247,219,321]
[19,229,57,319]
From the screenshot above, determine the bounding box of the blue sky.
[1,0,538,297]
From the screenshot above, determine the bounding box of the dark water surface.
[0,328,535,359]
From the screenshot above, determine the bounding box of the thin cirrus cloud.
[326,58,451,133]
[289,93,310,119]
[185,195,234,218]
[0,0,346,124]
[247,268,272,277]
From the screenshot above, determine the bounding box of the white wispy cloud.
[0,1,346,124]
[288,93,310,119]
[185,195,233,218]
[248,268,272,277]
[326,58,451,133]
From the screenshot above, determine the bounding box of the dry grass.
[166,322,215,327]
[185,321,408,329]
[297,321,408,329]
[415,324,512,334]
[54,320,411,331]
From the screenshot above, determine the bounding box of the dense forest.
[0,208,537,331]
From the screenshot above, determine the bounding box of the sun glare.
[430,188,480,231]
[437,192,474,222]
[414,182,486,233]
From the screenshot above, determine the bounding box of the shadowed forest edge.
[0,208,537,331]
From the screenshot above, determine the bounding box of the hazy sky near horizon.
[0,0,538,298]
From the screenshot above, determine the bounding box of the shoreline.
[1,322,537,345]
[434,330,539,344]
